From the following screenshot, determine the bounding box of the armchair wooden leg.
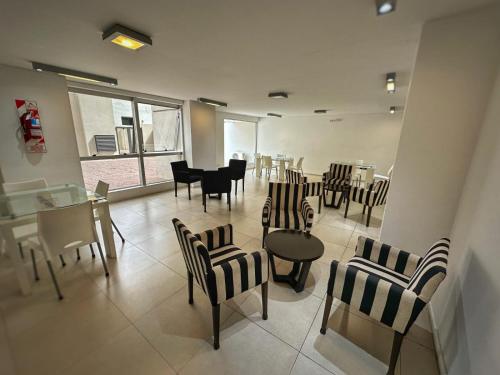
[243,177,245,193]
[30,248,39,281]
[174,181,178,197]
[188,184,191,200]
[318,195,322,214]
[235,180,238,196]
[203,194,207,212]
[362,205,366,215]
[261,282,268,320]
[344,198,350,218]
[212,304,221,350]
[387,332,404,375]
[188,271,194,304]
[262,227,269,248]
[320,294,334,334]
[228,193,231,211]
[366,206,373,227]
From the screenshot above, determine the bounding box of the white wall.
[257,114,402,175]
[381,5,500,254]
[223,120,256,165]
[0,65,84,185]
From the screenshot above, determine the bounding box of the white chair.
[262,156,276,179]
[278,160,286,181]
[290,157,304,175]
[287,158,295,170]
[33,201,109,300]
[253,154,262,177]
[2,178,47,260]
[95,181,125,243]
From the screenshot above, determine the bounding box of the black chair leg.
[96,242,110,277]
[76,248,81,261]
[111,219,125,243]
[18,243,25,259]
[320,294,334,334]
[47,260,63,300]
[174,181,178,197]
[59,255,66,267]
[318,195,322,214]
[89,243,96,258]
[362,205,366,215]
[262,282,268,320]
[188,271,194,304]
[344,199,350,218]
[188,184,191,200]
[203,194,207,212]
[262,227,269,248]
[30,249,39,281]
[227,193,231,211]
[387,332,404,375]
[366,207,373,227]
[235,180,238,196]
[212,304,221,350]
[243,177,245,193]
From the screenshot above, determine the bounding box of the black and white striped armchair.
[344,179,391,227]
[322,163,353,208]
[285,169,306,184]
[262,182,314,246]
[285,170,323,214]
[320,236,449,375]
[172,218,269,350]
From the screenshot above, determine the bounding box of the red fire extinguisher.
[16,100,44,146]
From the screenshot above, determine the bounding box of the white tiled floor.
[0,174,439,375]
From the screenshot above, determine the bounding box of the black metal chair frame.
[201,168,232,212]
[228,159,247,196]
[170,160,203,200]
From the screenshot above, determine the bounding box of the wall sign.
[15,99,47,153]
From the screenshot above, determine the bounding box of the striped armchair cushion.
[323,163,353,189]
[326,237,449,334]
[305,182,323,197]
[347,179,391,207]
[286,169,307,184]
[268,182,305,210]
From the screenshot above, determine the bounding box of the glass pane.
[137,103,183,153]
[81,158,141,191]
[143,154,182,184]
[224,120,256,165]
[69,92,137,156]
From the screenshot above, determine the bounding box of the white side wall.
[381,6,500,253]
[0,65,83,185]
[257,114,402,175]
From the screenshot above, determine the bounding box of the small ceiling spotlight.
[389,106,396,114]
[314,109,328,114]
[386,72,396,94]
[197,97,228,107]
[268,91,288,99]
[32,62,118,85]
[102,24,152,50]
[267,113,282,118]
[375,0,396,16]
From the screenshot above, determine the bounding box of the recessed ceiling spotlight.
[267,113,282,118]
[268,92,288,99]
[375,0,396,15]
[386,72,396,94]
[389,106,396,114]
[198,97,228,107]
[102,24,152,50]
[314,109,328,114]
[32,62,118,85]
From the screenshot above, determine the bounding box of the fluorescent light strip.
[267,113,282,118]
[102,24,152,50]
[314,109,328,114]
[268,92,288,99]
[32,62,117,85]
[198,97,228,107]
[386,72,396,94]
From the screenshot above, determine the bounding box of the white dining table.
[0,184,116,296]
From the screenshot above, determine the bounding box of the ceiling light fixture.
[32,62,118,85]
[314,109,328,114]
[375,0,396,15]
[386,72,396,93]
[102,24,152,50]
[389,106,396,114]
[198,97,228,107]
[267,113,282,118]
[268,92,288,99]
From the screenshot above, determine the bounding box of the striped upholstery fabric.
[305,182,323,197]
[262,183,314,232]
[322,163,353,189]
[286,169,307,184]
[326,236,449,334]
[173,218,269,305]
[347,179,391,207]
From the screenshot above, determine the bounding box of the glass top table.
[0,184,105,220]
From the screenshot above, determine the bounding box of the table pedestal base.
[269,254,311,293]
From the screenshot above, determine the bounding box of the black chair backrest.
[171,160,189,179]
[202,168,232,194]
[228,159,247,179]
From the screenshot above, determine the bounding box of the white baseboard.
[429,303,447,375]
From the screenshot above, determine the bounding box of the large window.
[69,91,183,191]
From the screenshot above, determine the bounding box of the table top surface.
[0,184,105,220]
[264,230,325,262]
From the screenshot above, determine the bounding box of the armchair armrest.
[188,167,204,176]
[327,260,426,334]
[301,199,314,232]
[195,224,233,251]
[262,197,272,226]
[207,249,269,304]
[322,171,332,184]
[355,236,421,277]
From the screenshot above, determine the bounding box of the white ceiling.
[0,0,496,117]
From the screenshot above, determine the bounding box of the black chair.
[228,159,247,196]
[201,168,232,212]
[170,160,203,200]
